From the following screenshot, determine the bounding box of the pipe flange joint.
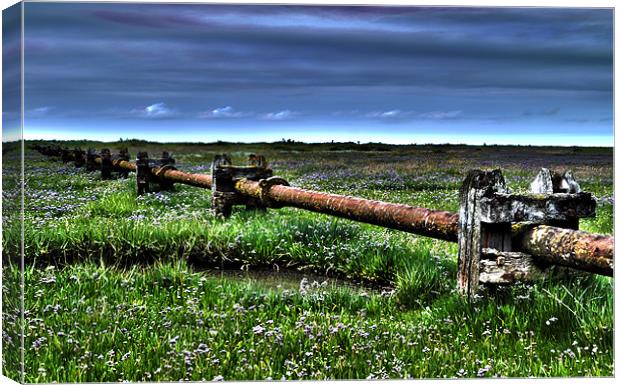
[154,164,177,179]
[258,176,289,208]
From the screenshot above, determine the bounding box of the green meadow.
[2,141,614,382]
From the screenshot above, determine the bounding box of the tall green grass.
[21,261,612,382]
[6,143,614,381]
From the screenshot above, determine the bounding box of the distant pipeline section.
[33,144,613,279]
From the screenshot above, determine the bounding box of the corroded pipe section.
[154,168,212,188]
[94,157,137,171]
[36,146,614,277]
[95,157,213,187]
[237,178,614,276]
[112,159,137,172]
[235,179,460,242]
[519,225,613,276]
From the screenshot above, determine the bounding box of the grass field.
[2,141,614,382]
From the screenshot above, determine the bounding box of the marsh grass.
[21,261,613,382]
[2,142,614,381]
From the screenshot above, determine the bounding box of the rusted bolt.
[258,177,290,208]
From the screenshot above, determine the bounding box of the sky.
[2,2,21,142]
[3,3,614,145]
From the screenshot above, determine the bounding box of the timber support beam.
[32,144,613,280]
[211,154,283,217]
[135,151,178,195]
[457,168,598,297]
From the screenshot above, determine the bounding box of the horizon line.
[3,137,614,149]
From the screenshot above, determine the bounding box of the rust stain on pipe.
[237,178,614,276]
[97,157,213,187]
[39,147,614,277]
[519,225,613,277]
[155,168,212,188]
[111,159,137,172]
[236,178,459,242]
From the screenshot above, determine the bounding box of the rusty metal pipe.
[112,159,137,172]
[268,184,461,240]
[236,179,614,276]
[94,157,137,171]
[40,148,614,276]
[153,167,212,188]
[236,178,458,242]
[95,157,213,187]
[519,225,613,276]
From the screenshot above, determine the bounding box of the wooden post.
[154,151,176,191]
[530,168,581,194]
[100,148,113,180]
[60,147,72,163]
[457,168,596,297]
[529,168,582,229]
[73,148,85,168]
[116,148,131,179]
[136,151,151,195]
[244,155,271,211]
[135,151,178,194]
[457,169,508,297]
[159,151,176,166]
[211,154,234,217]
[86,148,99,172]
[211,154,273,218]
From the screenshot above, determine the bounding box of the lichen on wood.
[478,192,596,223]
[530,168,581,194]
[457,170,507,297]
[479,248,545,284]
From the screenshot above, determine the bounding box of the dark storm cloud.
[22,2,612,144]
[25,4,612,97]
[3,2,21,138]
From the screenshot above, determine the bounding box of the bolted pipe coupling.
[258,176,289,208]
[154,164,177,191]
[154,164,177,178]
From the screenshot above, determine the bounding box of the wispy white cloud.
[362,109,464,121]
[259,110,297,120]
[27,106,54,117]
[365,109,413,119]
[131,102,175,118]
[199,106,250,119]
